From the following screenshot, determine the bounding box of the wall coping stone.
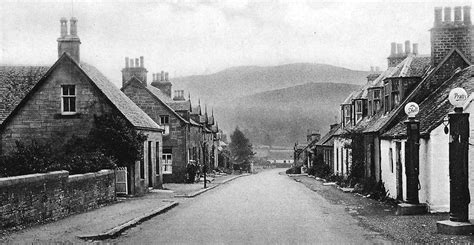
[0,170,69,188]
[68,169,114,182]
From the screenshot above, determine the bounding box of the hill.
[172,63,368,104]
[215,82,361,146]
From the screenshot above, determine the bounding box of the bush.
[308,163,331,179]
[0,113,145,177]
[285,166,301,174]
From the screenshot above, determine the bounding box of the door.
[116,167,128,195]
[148,141,153,187]
[395,142,403,201]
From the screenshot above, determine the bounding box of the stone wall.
[0,170,115,228]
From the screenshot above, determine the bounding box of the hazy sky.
[0,0,472,88]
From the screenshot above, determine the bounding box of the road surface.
[109,169,384,244]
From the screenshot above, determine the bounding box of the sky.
[0,0,472,88]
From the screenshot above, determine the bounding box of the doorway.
[395,142,403,201]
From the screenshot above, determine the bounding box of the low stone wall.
[0,169,116,228]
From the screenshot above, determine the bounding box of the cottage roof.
[389,55,431,78]
[169,100,191,111]
[0,66,50,124]
[0,54,162,132]
[78,63,162,131]
[383,66,474,138]
[315,124,341,147]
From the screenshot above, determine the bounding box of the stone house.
[0,18,164,196]
[313,123,340,171]
[122,65,219,182]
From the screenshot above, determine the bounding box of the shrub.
[285,166,301,174]
[308,163,331,179]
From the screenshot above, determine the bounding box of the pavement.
[0,173,247,243]
[290,174,474,243]
[105,168,388,244]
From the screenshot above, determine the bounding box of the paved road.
[109,169,383,244]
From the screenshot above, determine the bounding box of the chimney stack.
[57,17,81,62]
[444,7,452,22]
[121,56,148,87]
[396,43,403,55]
[405,40,411,54]
[173,90,185,101]
[70,17,77,36]
[151,70,172,97]
[412,43,418,55]
[431,6,474,66]
[60,17,67,37]
[454,6,462,23]
[464,6,472,25]
[434,7,442,26]
[390,42,396,56]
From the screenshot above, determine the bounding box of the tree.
[229,127,254,171]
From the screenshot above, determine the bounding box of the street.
[109,169,385,244]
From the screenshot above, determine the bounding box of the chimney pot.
[135,58,139,68]
[161,71,164,81]
[70,17,78,36]
[60,18,68,37]
[165,72,169,81]
[125,57,129,68]
[412,43,419,55]
[376,66,380,72]
[370,66,374,72]
[396,43,403,55]
[140,56,144,68]
[153,73,156,81]
[444,7,452,22]
[454,6,462,23]
[405,40,411,54]
[434,7,442,26]
[390,42,396,56]
[464,6,472,25]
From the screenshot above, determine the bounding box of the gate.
[116,167,128,195]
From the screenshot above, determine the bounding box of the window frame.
[355,100,363,122]
[61,85,77,115]
[162,153,173,174]
[160,115,170,136]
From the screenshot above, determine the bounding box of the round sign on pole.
[405,102,419,118]
[448,87,468,108]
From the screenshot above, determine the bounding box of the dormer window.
[61,85,76,115]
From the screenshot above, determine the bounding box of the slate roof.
[191,105,201,115]
[146,85,174,104]
[315,124,340,147]
[169,100,191,111]
[79,62,162,131]
[0,66,50,124]
[383,65,474,138]
[390,55,431,78]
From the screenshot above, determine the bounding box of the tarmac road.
[109,169,385,244]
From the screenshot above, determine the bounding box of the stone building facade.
[0,18,163,195]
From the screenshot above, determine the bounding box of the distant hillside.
[173,63,369,104]
[215,82,361,146]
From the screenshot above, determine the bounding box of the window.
[389,148,393,173]
[391,80,399,91]
[162,148,172,174]
[374,89,381,99]
[61,85,76,114]
[392,92,400,107]
[355,100,363,122]
[384,95,390,112]
[160,115,170,135]
[343,105,351,126]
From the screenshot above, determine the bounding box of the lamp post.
[437,87,474,234]
[396,102,426,215]
[404,102,420,205]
